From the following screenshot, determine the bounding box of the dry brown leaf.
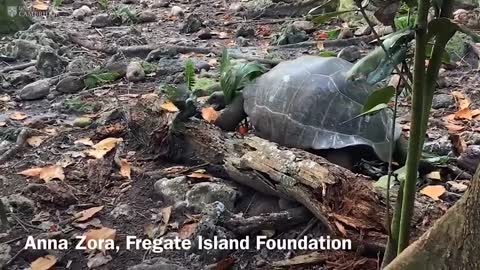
[420,185,446,201]
[201,107,219,123]
[272,252,327,267]
[455,107,473,120]
[471,109,480,117]
[74,138,94,146]
[161,206,172,224]
[18,165,64,182]
[187,172,211,179]
[316,41,324,50]
[0,121,6,127]
[179,222,198,239]
[445,123,465,132]
[39,165,65,182]
[444,114,456,122]
[426,171,442,181]
[31,255,57,270]
[160,101,179,112]
[120,159,131,179]
[85,137,123,159]
[9,111,28,120]
[32,0,49,11]
[18,167,43,177]
[27,136,48,147]
[333,220,347,236]
[77,206,104,222]
[43,127,57,136]
[0,95,11,102]
[84,227,116,252]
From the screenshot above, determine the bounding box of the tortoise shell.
[243,55,400,161]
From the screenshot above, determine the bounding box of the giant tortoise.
[213,55,402,168]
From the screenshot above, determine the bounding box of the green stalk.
[420,2,454,143]
[397,0,430,253]
[381,182,404,268]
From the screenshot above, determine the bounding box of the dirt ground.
[1,0,480,269]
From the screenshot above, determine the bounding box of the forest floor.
[1,0,480,269]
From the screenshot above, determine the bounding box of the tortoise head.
[346,29,415,84]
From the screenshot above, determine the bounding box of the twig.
[0,61,36,73]
[273,34,377,49]
[0,128,31,165]
[0,236,23,245]
[223,18,288,26]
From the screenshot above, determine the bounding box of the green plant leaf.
[375,166,408,189]
[184,59,196,91]
[427,18,459,43]
[310,10,356,25]
[363,86,395,113]
[84,71,120,89]
[318,50,337,57]
[394,15,415,30]
[425,44,450,64]
[327,28,341,39]
[358,103,389,118]
[220,50,265,104]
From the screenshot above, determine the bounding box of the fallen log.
[157,119,445,243]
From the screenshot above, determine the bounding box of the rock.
[170,6,184,17]
[36,51,66,77]
[354,25,371,36]
[271,25,308,45]
[181,14,203,33]
[128,258,188,270]
[186,182,238,211]
[56,76,85,93]
[464,131,480,145]
[110,204,133,219]
[73,117,92,127]
[197,30,212,40]
[458,145,480,173]
[154,176,189,204]
[91,14,112,28]
[138,11,157,23]
[337,28,354,39]
[432,93,454,109]
[24,183,77,206]
[446,32,472,62]
[236,36,249,47]
[338,46,361,62]
[67,57,94,73]
[424,137,452,156]
[126,61,146,82]
[0,244,12,268]
[12,39,41,60]
[18,79,51,100]
[1,194,35,213]
[7,70,36,86]
[72,5,92,20]
[292,20,315,33]
[447,181,468,193]
[123,0,137,3]
[229,2,243,12]
[152,0,170,8]
[235,24,255,38]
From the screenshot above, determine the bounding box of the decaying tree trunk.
[161,119,444,244]
[384,164,480,270]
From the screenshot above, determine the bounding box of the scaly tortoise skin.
[242,55,400,161]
